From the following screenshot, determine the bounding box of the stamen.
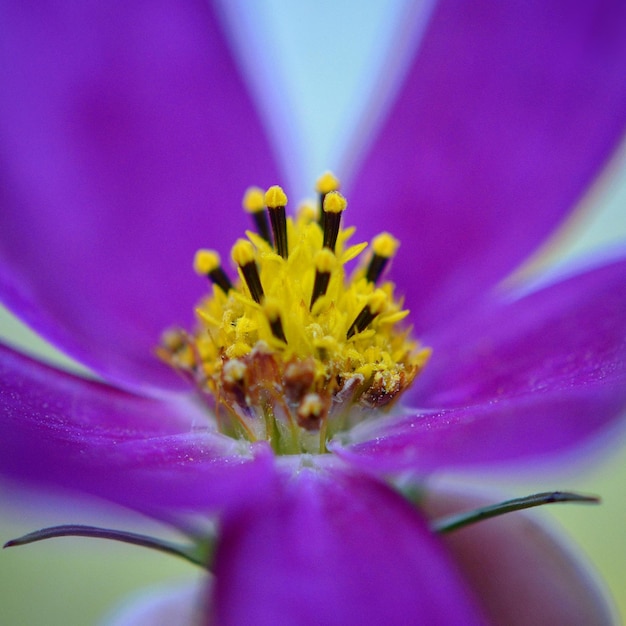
[297,392,326,431]
[315,171,340,227]
[322,191,347,252]
[161,176,431,455]
[232,239,264,303]
[265,185,289,259]
[193,249,233,293]
[347,290,387,338]
[310,248,335,309]
[264,301,287,343]
[366,233,400,283]
[243,187,272,245]
[223,359,247,385]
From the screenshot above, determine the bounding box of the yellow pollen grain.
[314,248,336,273]
[323,191,347,214]
[242,187,266,213]
[193,249,221,275]
[265,185,288,209]
[231,239,256,266]
[372,233,399,258]
[315,171,340,194]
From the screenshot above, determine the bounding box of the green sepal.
[432,491,599,534]
[4,524,214,570]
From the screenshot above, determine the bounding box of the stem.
[3,524,212,569]
[432,491,599,534]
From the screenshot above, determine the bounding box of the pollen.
[160,175,431,454]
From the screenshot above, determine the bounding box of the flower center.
[160,173,430,454]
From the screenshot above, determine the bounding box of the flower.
[2,1,626,624]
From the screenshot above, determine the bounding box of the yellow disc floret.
[160,174,431,454]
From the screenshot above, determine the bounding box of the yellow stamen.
[264,185,288,209]
[242,187,266,213]
[347,290,387,339]
[265,185,289,259]
[264,300,287,343]
[315,171,340,195]
[243,186,272,244]
[366,233,400,284]
[323,191,347,214]
[194,249,232,293]
[311,248,336,309]
[232,239,263,303]
[194,249,221,275]
[372,233,399,258]
[322,191,347,252]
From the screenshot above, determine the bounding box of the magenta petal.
[334,259,626,472]
[347,0,626,332]
[212,467,485,626]
[419,258,626,408]
[0,343,275,514]
[0,1,282,392]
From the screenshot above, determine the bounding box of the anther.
[297,392,326,431]
[223,359,246,385]
[243,187,272,245]
[315,171,340,230]
[322,191,347,252]
[264,300,287,343]
[366,233,399,283]
[265,185,289,259]
[232,239,264,303]
[310,248,335,309]
[193,249,233,294]
[347,290,387,339]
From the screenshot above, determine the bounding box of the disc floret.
[160,175,430,454]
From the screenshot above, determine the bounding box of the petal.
[212,467,486,626]
[334,259,626,472]
[423,486,615,626]
[346,0,626,333]
[419,257,626,408]
[0,1,282,392]
[0,343,275,514]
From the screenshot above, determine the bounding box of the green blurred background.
[1,2,626,623]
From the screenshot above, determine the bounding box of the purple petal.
[0,343,275,514]
[424,487,615,625]
[0,1,282,392]
[334,259,626,472]
[346,0,626,333]
[212,467,486,626]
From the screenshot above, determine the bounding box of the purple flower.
[2,1,626,624]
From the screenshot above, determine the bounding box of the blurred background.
[1,1,625,623]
